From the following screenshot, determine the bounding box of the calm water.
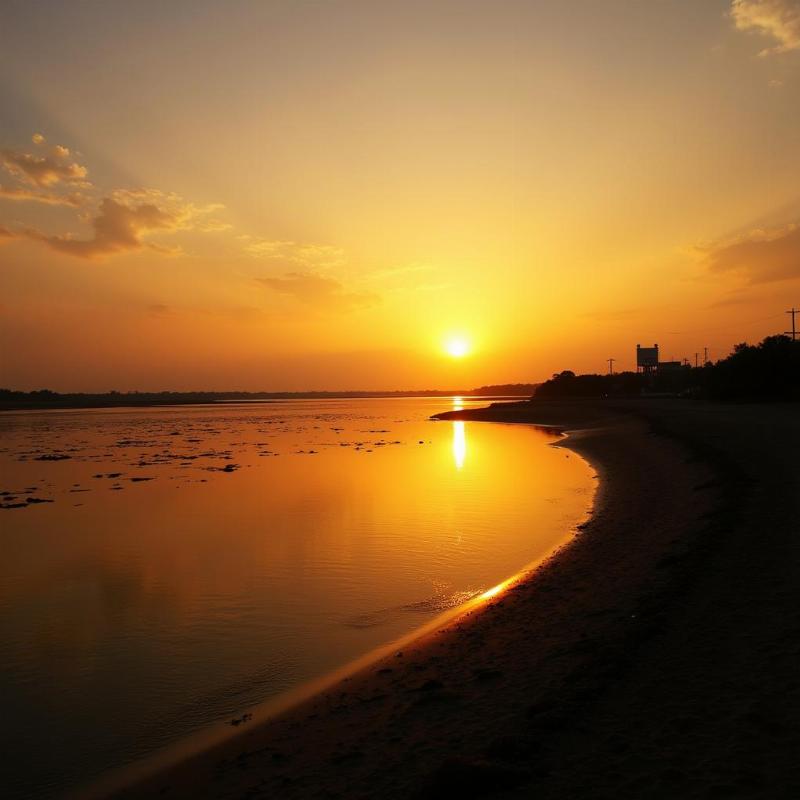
[0,397,594,798]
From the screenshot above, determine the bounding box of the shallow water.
[0,397,594,798]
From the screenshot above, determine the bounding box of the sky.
[1,0,799,391]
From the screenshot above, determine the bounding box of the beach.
[112,398,800,799]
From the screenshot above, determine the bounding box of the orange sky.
[1,0,800,391]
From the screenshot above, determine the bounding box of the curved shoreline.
[109,396,728,797]
[88,472,592,800]
[110,397,800,799]
[90,418,595,799]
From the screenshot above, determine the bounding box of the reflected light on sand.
[452,420,466,470]
[479,574,519,602]
[480,583,505,601]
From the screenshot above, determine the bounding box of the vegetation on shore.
[534,335,800,402]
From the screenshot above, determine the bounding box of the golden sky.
[1,0,799,391]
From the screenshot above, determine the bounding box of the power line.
[786,308,799,341]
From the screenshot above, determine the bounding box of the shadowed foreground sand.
[111,399,800,799]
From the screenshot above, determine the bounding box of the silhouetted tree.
[533,335,800,402]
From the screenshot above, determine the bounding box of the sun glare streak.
[452,420,466,470]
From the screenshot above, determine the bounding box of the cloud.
[0,183,83,207]
[0,136,90,206]
[257,272,379,310]
[0,145,89,187]
[0,134,231,260]
[730,0,800,55]
[198,218,233,233]
[701,223,800,283]
[23,189,219,259]
[245,238,346,270]
[0,224,13,239]
[248,238,377,310]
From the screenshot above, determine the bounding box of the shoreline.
[110,398,800,798]
[89,456,589,800]
[87,416,594,799]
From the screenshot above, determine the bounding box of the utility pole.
[694,353,699,368]
[786,308,799,341]
[607,358,615,375]
[704,346,709,365]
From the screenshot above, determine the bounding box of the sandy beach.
[111,398,800,799]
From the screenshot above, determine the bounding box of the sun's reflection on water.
[452,421,466,470]
[451,397,467,470]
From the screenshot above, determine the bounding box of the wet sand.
[111,398,800,799]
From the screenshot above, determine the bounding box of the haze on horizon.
[1,0,799,392]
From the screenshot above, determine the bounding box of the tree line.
[534,335,800,402]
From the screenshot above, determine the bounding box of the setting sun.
[445,337,471,358]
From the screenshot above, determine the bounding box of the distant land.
[0,384,539,412]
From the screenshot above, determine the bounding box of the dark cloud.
[258,272,379,310]
[703,224,800,283]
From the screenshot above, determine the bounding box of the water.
[0,397,595,798]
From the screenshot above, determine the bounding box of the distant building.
[636,344,659,374]
[637,343,687,375]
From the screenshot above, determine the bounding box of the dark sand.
[111,399,800,799]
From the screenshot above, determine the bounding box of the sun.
[444,336,471,358]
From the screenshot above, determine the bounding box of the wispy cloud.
[700,222,800,283]
[257,272,379,310]
[247,237,377,309]
[730,0,800,55]
[0,183,83,207]
[244,238,346,270]
[19,189,223,259]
